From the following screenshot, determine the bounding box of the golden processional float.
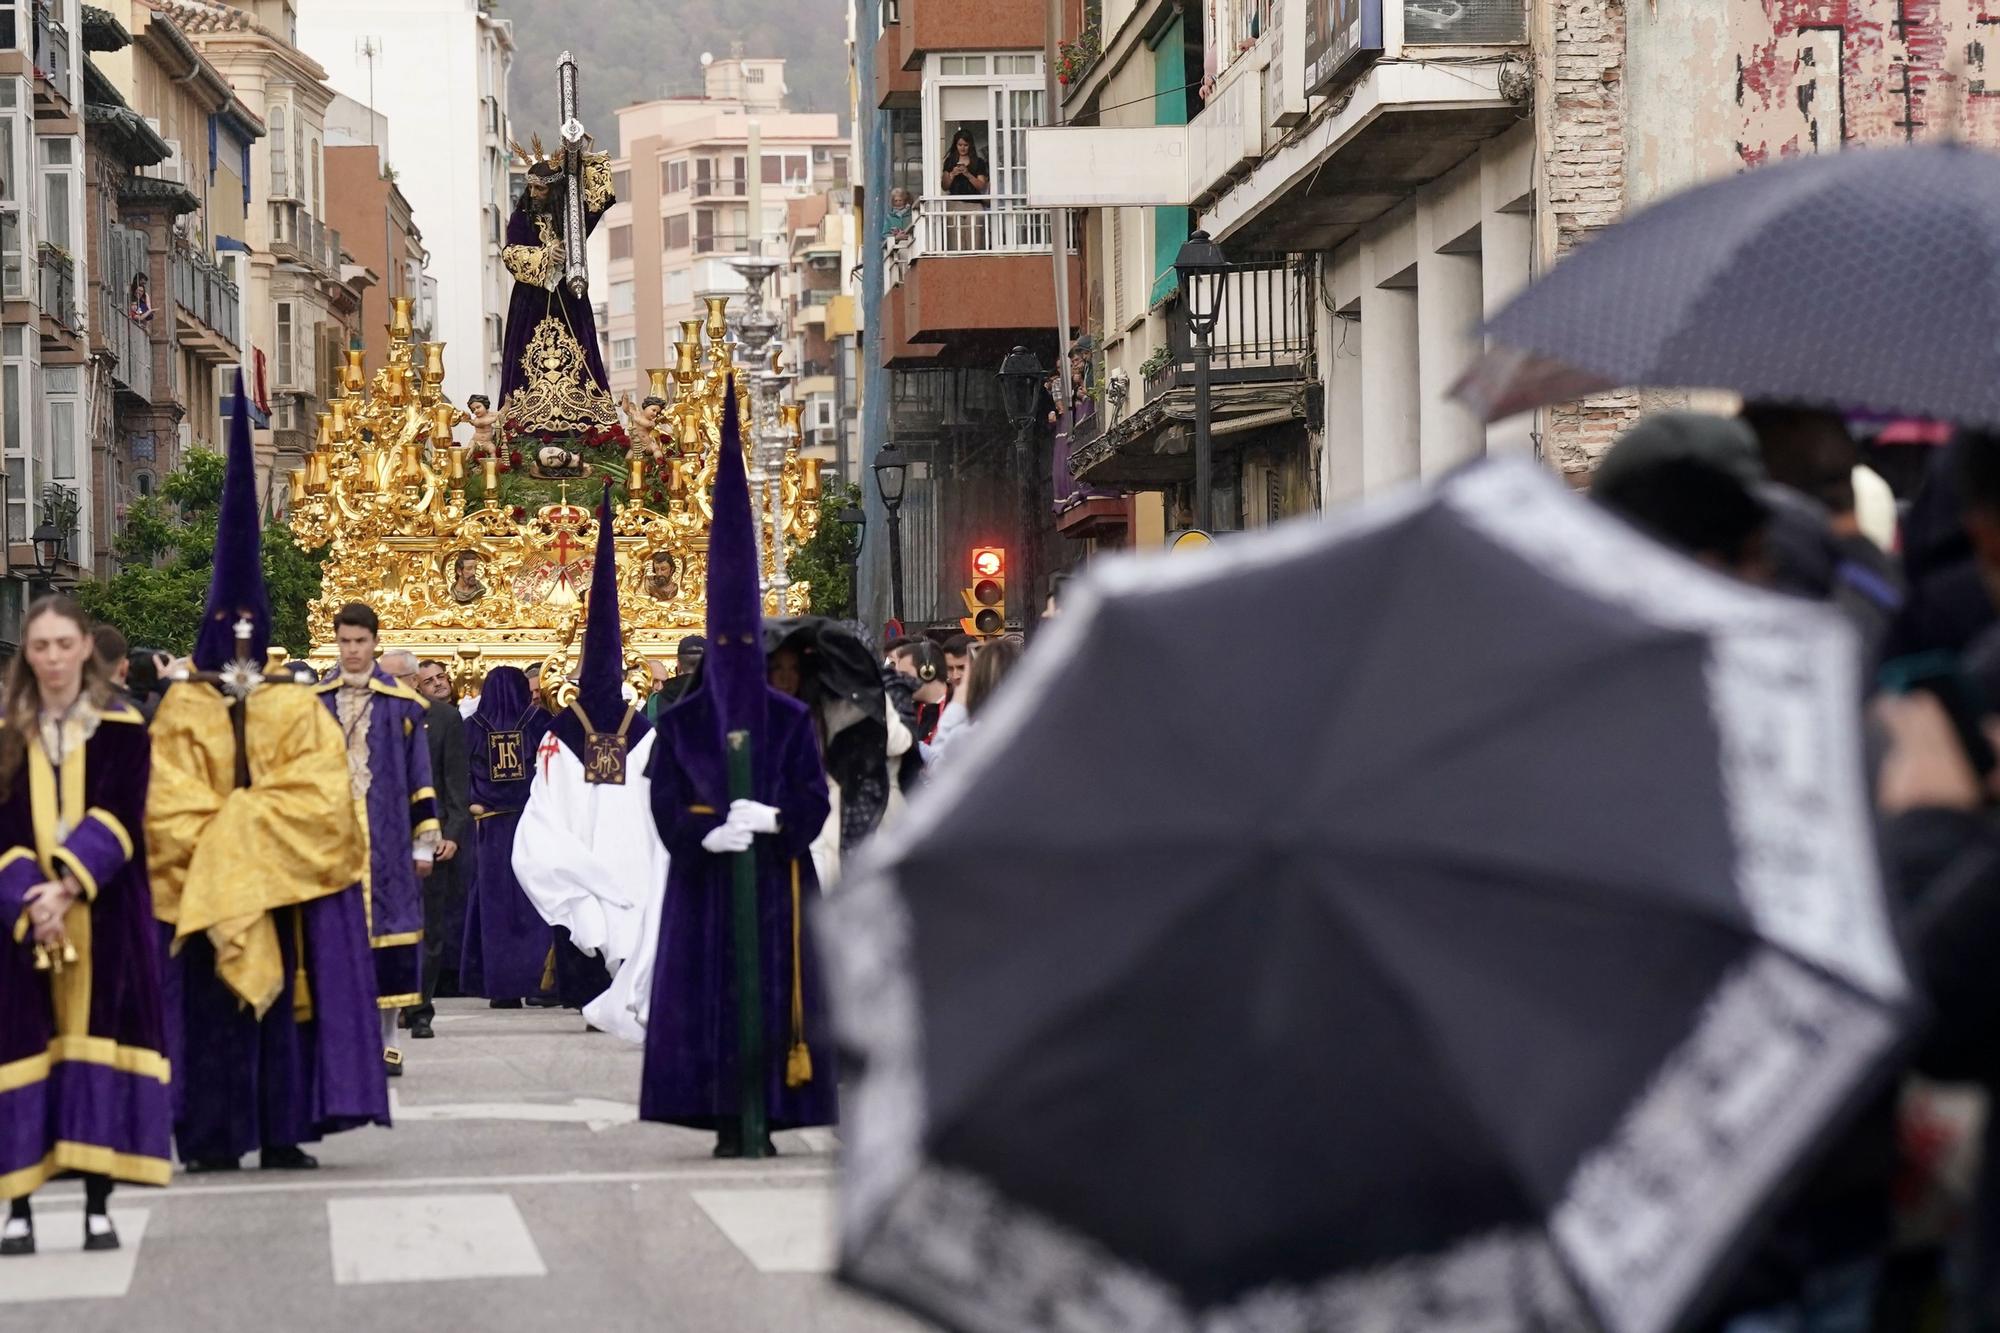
[286,287,823,702]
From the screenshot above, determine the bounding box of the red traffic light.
[971,546,1005,579]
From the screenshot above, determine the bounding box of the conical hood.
[701,380,767,738]
[193,370,270,670]
[575,481,628,727]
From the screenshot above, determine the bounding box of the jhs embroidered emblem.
[583,731,628,785]
[488,730,525,782]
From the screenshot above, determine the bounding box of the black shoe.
[260,1146,319,1171]
[82,1215,119,1252]
[396,1013,410,1031]
[0,1220,32,1257]
[525,996,561,1008]
[183,1157,242,1175]
[490,998,524,1010]
[409,1017,434,1040]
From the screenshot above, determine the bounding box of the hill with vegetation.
[499,0,850,142]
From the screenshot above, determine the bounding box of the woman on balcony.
[940,128,990,251]
[128,274,152,326]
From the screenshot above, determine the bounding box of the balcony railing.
[172,245,243,348]
[33,4,69,100]
[100,289,153,401]
[1145,258,1311,400]
[37,247,77,333]
[693,178,748,199]
[693,232,751,255]
[911,196,1081,259]
[269,201,340,275]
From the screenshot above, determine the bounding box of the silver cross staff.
[557,51,589,300]
[219,615,262,698]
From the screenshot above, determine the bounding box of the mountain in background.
[498,0,851,145]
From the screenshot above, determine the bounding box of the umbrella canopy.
[820,460,1910,1333]
[1457,143,2000,428]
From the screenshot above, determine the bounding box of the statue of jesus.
[499,140,620,461]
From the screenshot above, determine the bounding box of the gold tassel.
[540,944,557,994]
[292,910,314,1024]
[785,859,812,1089]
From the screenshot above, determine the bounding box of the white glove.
[726,800,781,835]
[702,823,755,855]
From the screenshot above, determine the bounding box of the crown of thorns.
[508,135,566,175]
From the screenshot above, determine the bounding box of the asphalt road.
[1,1001,925,1333]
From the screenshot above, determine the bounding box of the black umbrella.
[1457,143,2000,428]
[820,461,1912,1333]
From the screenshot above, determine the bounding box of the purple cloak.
[498,172,614,438]
[639,689,839,1131]
[319,671,439,1009]
[459,671,552,1002]
[0,704,171,1195]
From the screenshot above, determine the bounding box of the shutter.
[1109,210,1124,330]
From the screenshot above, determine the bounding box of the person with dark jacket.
[386,651,473,1041]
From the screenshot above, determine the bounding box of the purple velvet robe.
[0,703,171,1195]
[319,672,439,1009]
[640,689,838,1131]
[460,698,552,1002]
[498,182,612,435]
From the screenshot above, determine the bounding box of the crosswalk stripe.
[327,1194,548,1285]
[0,1207,150,1304]
[692,1188,837,1273]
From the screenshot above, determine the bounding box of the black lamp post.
[29,520,65,593]
[997,344,1046,634]
[871,443,909,625]
[835,501,866,620]
[1175,229,1229,533]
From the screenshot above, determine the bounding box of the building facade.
[294,0,510,404]
[778,190,862,487]
[324,133,428,366]
[585,57,847,406]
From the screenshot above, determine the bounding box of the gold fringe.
[292,909,313,1024]
[540,945,557,993]
[786,859,811,1089]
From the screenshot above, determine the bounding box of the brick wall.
[1537,0,1637,482]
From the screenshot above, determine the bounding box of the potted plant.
[1056,28,1101,85]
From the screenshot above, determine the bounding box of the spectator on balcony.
[884,187,915,240]
[941,130,990,201]
[128,274,152,326]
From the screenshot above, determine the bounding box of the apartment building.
[586,56,847,405]
[295,0,512,401]
[778,190,861,486]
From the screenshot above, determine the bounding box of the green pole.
[727,729,768,1158]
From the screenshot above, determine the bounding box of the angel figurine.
[466,394,503,461]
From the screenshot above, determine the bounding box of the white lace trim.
[820,460,1906,1333]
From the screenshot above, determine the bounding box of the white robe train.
[512,730,669,1046]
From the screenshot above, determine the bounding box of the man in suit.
[385,651,473,1041]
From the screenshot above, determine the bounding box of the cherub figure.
[620,392,670,464]
[467,394,502,461]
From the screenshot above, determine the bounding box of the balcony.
[481,94,502,146]
[898,0,1040,70]
[32,3,70,111]
[172,244,242,359]
[269,201,340,275]
[693,232,750,256]
[99,289,153,402]
[881,198,1084,368]
[692,177,748,200]
[1072,259,1314,486]
[36,245,77,338]
[873,22,920,108]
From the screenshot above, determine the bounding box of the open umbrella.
[820,460,1912,1333]
[1457,143,2000,428]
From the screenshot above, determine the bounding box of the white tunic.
[512,728,669,1046]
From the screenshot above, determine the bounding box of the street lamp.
[871,443,909,625]
[997,345,1046,634]
[29,521,65,584]
[1175,230,1229,533]
[835,502,866,620]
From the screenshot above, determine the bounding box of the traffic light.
[961,546,1006,637]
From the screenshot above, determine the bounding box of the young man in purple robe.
[319,604,439,1078]
[149,376,387,1174]
[641,390,838,1156]
[459,666,555,1006]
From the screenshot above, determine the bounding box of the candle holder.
[389,295,416,341]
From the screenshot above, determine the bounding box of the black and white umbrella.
[820,461,1912,1333]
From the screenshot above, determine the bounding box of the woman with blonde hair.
[0,596,165,1255]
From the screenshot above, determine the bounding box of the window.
[1,351,21,541]
[310,135,322,218]
[612,169,630,199]
[664,214,689,249]
[46,367,79,480]
[611,337,636,371]
[269,102,288,197]
[609,225,631,260]
[762,154,782,185]
[664,268,691,308]
[609,279,634,315]
[785,154,809,184]
[665,158,688,193]
[39,138,73,255]
[134,471,153,498]
[275,300,295,388]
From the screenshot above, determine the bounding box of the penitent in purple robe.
[459,669,553,1002]
[641,691,838,1131]
[0,702,171,1196]
[319,670,439,1010]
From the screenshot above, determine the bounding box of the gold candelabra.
[287,293,821,694]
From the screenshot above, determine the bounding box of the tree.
[75,450,327,657]
[787,482,863,618]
